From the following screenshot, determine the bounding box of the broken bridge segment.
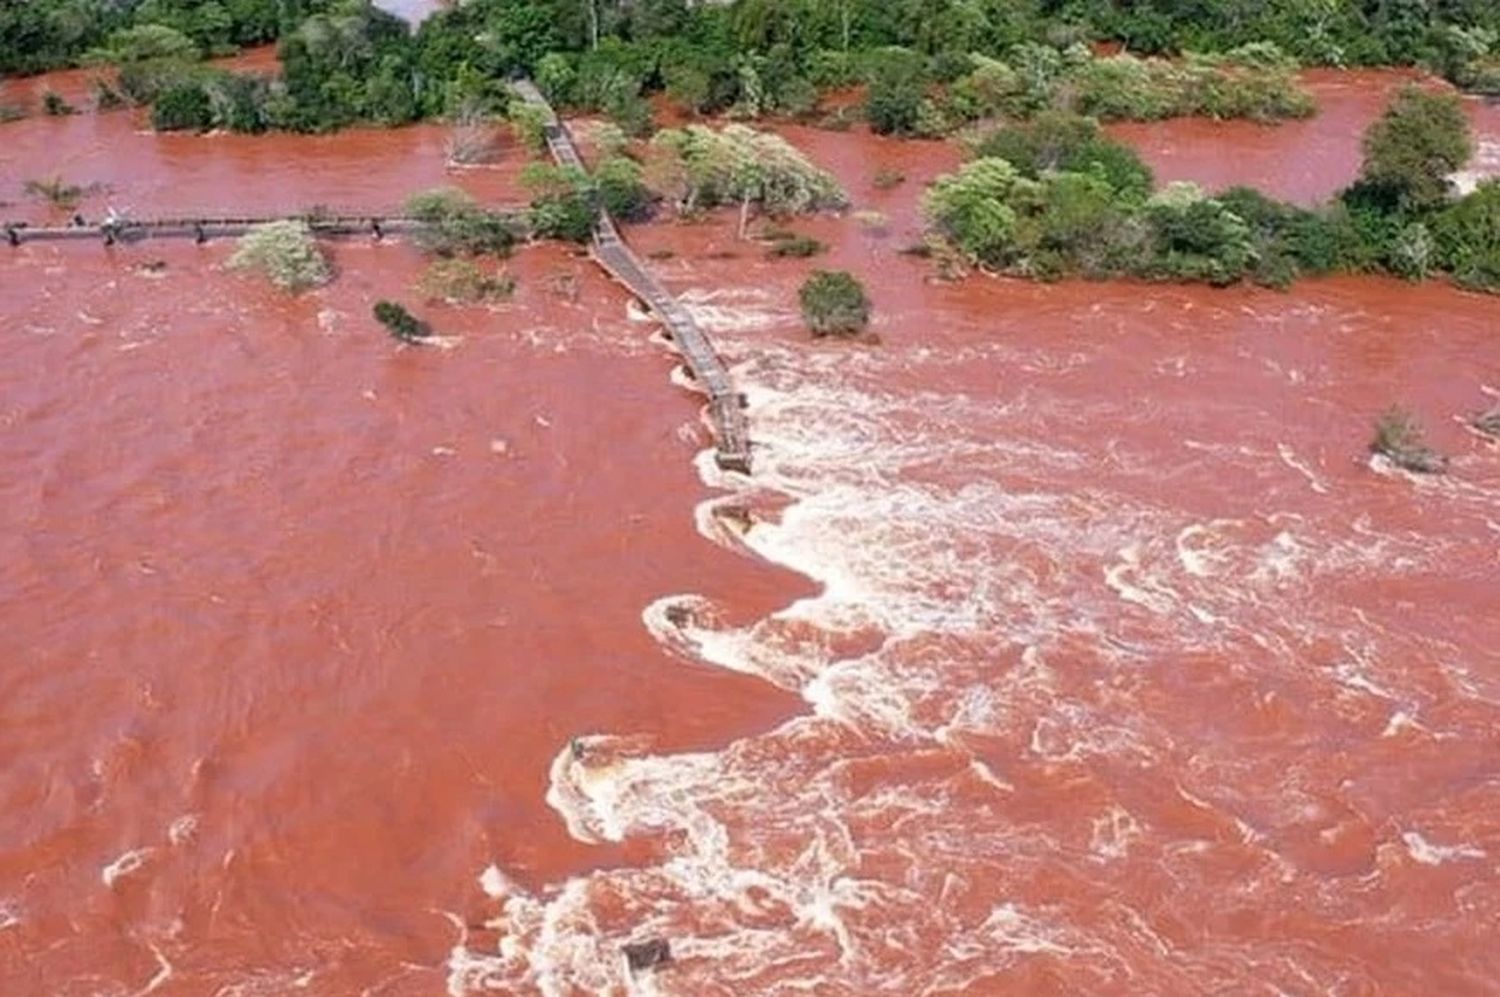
[511,79,753,475]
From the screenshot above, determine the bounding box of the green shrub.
[418,259,515,303]
[374,300,432,343]
[973,111,1154,200]
[650,124,847,222]
[1370,406,1447,473]
[800,270,871,337]
[152,80,213,131]
[923,157,1039,268]
[1358,86,1473,212]
[521,163,597,243]
[764,232,825,258]
[42,91,74,116]
[508,101,549,154]
[86,25,201,65]
[594,155,652,221]
[865,48,926,136]
[1432,180,1500,292]
[227,221,331,292]
[405,187,518,257]
[1138,182,1255,286]
[24,175,85,209]
[1071,50,1313,123]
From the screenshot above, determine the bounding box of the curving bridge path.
[511,80,752,475]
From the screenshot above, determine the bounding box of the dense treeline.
[0,0,336,74]
[923,87,1499,293]
[5,0,1497,134]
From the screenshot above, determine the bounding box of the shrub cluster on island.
[922,88,1499,293]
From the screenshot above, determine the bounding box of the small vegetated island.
[922,90,1498,292]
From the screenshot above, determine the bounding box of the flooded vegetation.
[3,1,1499,993]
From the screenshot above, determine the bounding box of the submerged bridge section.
[2,213,434,247]
[511,80,752,474]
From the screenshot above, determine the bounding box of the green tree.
[595,155,653,221]
[1358,86,1473,212]
[374,300,433,343]
[228,221,331,292]
[1139,182,1256,286]
[973,112,1155,200]
[799,270,871,337]
[1432,180,1500,291]
[152,80,214,130]
[864,47,925,136]
[405,187,519,256]
[522,163,598,242]
[922,157,1039,267]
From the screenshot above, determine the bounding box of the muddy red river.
[2,66,1498,995]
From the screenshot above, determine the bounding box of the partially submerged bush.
[42,91,74,116]
[418,259,516,304]
[24,175,85,209]
[405,188,518,257]
[1071,50,1313,122]
[765,231,826,258]
[1358,86,1472,212]
[508,101,549,154]
[521,163,597,242]
[152,80,214,131]
[1432,180,1500,292]
[227,221,331,292]
[973,111,1155,200]
[1140,182,1255,286]
[374,300,432,344]
[594,155,653,222]
[800,270,871,337]
[1370,406,1447,473]
[651,124,846,232]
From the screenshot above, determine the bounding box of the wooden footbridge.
[511,80,752,474]
[3,210,526,247]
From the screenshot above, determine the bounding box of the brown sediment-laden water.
[1,65,1498,994]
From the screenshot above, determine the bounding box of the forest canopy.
[3,0,1497,132]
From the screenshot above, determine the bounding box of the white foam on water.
[0,898,20,930]
[1401,831,1487,866]
[102,847,155,889]
[450,290,1495,993]
[167,814,199,846]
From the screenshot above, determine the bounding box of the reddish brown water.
[3,70,1499,995]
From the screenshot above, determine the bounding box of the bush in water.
[374,301,432,344]
[1432,180,1500,292]
[405,188,518,257]
[800,270,871,337]
[649,124,847,234]
[227,221,331,292]
[521,163,598,243]
[152,80,214,131]
[1357,86,1473,213]
[972,111,1155,200]
[594,155,653,222]
[417,259,516,304]
[42,90,75,116]
[1370,406,1447,474]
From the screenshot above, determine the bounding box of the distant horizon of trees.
[2,0,1496,133]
